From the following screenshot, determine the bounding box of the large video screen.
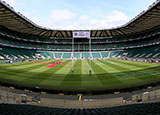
[73,31,90,38]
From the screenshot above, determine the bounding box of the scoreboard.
[73,31,90,38]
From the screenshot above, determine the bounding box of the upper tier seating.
[0,27,160,51]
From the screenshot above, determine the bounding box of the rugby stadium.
[0,0,160,114]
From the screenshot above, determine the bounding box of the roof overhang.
[0,0,160,38]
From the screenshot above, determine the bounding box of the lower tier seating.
[121,45,160,59]
[1,103,160,115]
[0,47,36,60]
[0,44,160,61]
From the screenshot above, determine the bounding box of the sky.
[3,0,156,30]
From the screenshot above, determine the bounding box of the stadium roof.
[0,0,160,38]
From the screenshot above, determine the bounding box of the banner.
[73,31,90,38]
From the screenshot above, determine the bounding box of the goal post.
[72,31,74,76]
[89,30,92,76]
[72,30,92,76]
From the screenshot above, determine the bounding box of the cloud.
[14,7,130,30]
[2,0,130,30]
[50,10,129,29]
[44,10,129,30]
[72,15,89,29]
[47,9,76,28]
[21,10,48,28]
[90,10,129,29]
[78,15,89,26]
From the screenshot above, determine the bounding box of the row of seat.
[0,102,160,115]
[38,51,117,59]
[1,35,160,51]
[0,47,37,60]
[0,27,160,51]
[122,45,160,59]
[0,44,159,61]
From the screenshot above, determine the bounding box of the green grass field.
[0,59,160,92]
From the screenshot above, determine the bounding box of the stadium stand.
[121,45,160,59]
[0,47,36,60]
[92,52,101,58]
[63,53,72,59]
[101,52,109,58]
[0,0,160,113]
[73,52,81,59]
[0,26,160,52]
[54,52,63,59]
[82,52,91,59]
[1,102,160,115]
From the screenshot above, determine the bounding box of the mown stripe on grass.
[107,59,144,71]
[92,60,119,73]
[89,60,122,85]
[0,60,57,81]
[110,59,156,68]
[92,60,160,87]
[0,60,53,73]
[0,60,53,71]
[22,60,71,85]
[0,61,32,67]
[104,59,160,82]
[60,60,82,86]
[0,59,52,67]
[95,60,140,82]
[108,59,160,76]
[81,60,102,86]
[40,60,73,85]
[1,59,160,91]
[9,60,54,69]
[81,59,92,75]
[74,59,82,75]
[100,59,138,73]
